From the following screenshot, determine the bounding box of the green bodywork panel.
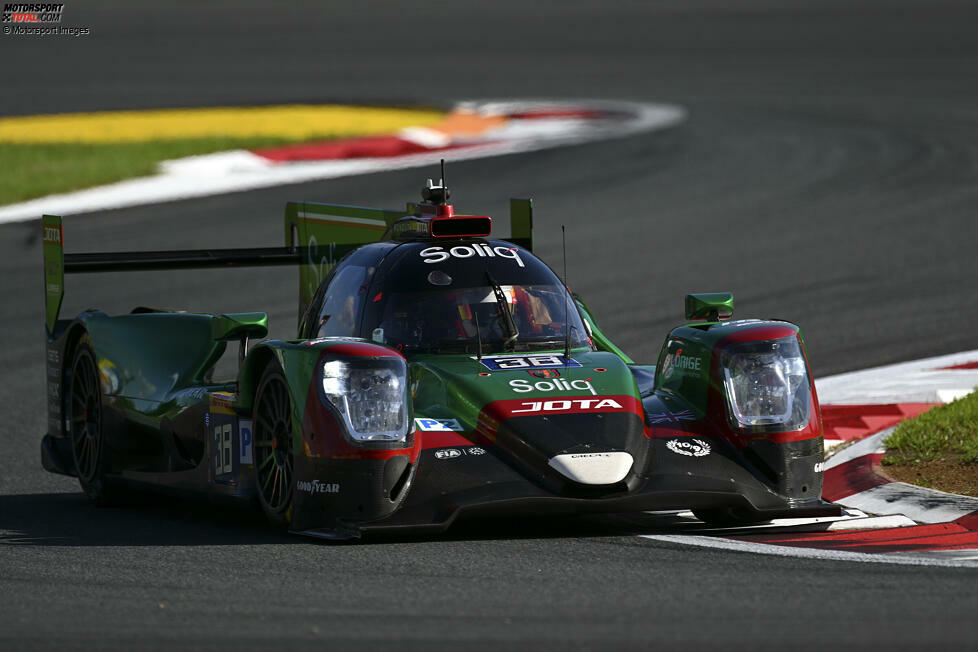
[237,339,329,417]
[408,348,638,430]
[237,343,643,455]
[75,292,786,463]
[574,294,634,364]
[82,311,233,401]
[508,197,533,251]
[79,312,325,469]
[211,312,268,341]
[42,215,64,336]
[284,201,405,326]
[79,311,268,428]
[654,319,802,417]
[43,198,540,460]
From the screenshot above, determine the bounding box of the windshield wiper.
[485,271,519,351]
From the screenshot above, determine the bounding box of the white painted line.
[938,388,973,403]
[640,534,978,568]
[398,126,452,148]
[691,512,914,534]
[887,549,978,562]
[159,149,272,176]
[816,349,978,405]
[296,211,389,226]
[0,99,686,224]
[824,439,847,453]
[824,514,916,530]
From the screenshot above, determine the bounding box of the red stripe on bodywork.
[746,429,825,444]
[704,328,823,449]
[644,425,712,439]
[301,388,420,462]
[300,348,418,462]
[477,395,643,442]
[419,431,473,449]
[320,341,402,358]
[715,324,798,347]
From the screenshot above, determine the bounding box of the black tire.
[253,362,294,527]
[68,341,119,506]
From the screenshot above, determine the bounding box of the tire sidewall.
[69,340,115,505]
[253,361,294,528]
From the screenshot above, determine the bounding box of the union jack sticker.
[647,409,696,425]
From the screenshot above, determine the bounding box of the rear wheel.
[68,341,118,505]
[253,362,294,527]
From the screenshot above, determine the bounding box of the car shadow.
[0,491,291,547]
[0,492,715,547]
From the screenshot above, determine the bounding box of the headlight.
[721,336,811,432]
[320,358,408,442]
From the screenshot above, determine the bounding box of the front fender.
[652,319,824,503]
[242,338,416,534]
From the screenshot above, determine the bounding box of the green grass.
[0,137,301,206]
[883,390,978,465]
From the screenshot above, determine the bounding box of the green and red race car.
[40,176,839,539]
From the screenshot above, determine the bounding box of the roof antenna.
[562,224,572,361]
[440,158,446,189]
[475,312,483,361]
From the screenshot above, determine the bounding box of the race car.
[40,176,839,539]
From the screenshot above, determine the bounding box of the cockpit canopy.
[305,239,591,355]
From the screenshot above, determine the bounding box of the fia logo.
[434,449,462,460]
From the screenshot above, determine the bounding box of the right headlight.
[320,357,409,443]
[721,335,811,432]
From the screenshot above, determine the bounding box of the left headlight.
[320,357,409,443]
[721,335,811,432]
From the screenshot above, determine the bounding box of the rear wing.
[43,198,533,336]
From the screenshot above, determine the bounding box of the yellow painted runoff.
[0,105,446,144]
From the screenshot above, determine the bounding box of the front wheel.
[253,362,294,527]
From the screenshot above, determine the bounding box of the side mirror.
[685,293,734,322]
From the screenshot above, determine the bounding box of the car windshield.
[363,241,591,354]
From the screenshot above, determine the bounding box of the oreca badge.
[476,354,582,371]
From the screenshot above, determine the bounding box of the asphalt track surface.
[3,1,978,649]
